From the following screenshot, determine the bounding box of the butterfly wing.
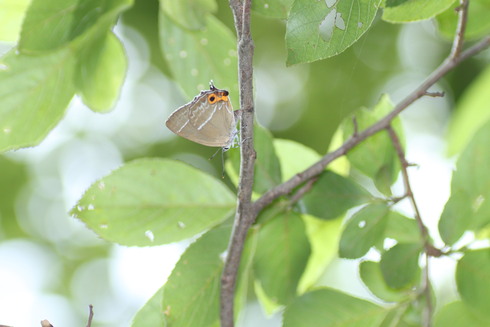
[166,91,236,147]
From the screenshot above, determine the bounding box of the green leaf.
[302,171,372,220]
[447,66,490,156]
[162,223,231,327]
[384,211,421,244]
[228,125,282,193]
[75,32,127,112]
[0,49,76,153]
[456,248,490,320]
[380,243,421,290]
[159,13,238,99]
[254,212,311,305]
[72,158,235,246]
[344,94,402,195]
[131,287,165,327]
[298,214,342,293]
[439,121,490,245]
[360,261,409,302]
[436,0,490,40]
[434,301,490,327]
[273,139,321,182]
[438,189,474,245]
[0,0,31,42]
[19,0,133,53]
[339,203,390,259]
[283,288,387,327]
[252,0,294,19]
[382,0,455,23]
[286,0,382,65]
[161,0,217,30]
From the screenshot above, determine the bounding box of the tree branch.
[86,305,94,327]
[450,0,469,59]
[253,34,490,214]
[219,1,489,325]
[220,1,256,327]
[386,125,433,327]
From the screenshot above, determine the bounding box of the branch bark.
[220,1,256,327]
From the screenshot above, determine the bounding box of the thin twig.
[86,305,94,327]
[424,91,445,97]
[386,125,432,326]
[253,34,490,214]
[386,126,426,240]
[220,1,256,327]
[450,0,469,59]
[289,177,319,205]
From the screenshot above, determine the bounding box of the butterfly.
[166,82,239,150]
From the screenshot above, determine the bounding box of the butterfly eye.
[208,94,217,104]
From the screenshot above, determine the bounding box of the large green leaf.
[436,0,490,40]
[447,66,490,156]
[283,288,387,327]
[339,203,390,259]
[19,0,133,52]
[0,49,76,153]
[380,243,421,290]
[286,0,382,65]
[161,0,216,30]
[344,94,402,195]
[253,0,294,19]
[302,171,372,220]
[0,0,31,42]
[72,158,235,246]
[159,13,238,98]
[161,222,231,327]
[131,287,165,327]
[360,261,409,302]
[254,212,311,305]
[439,121,490,245]
[434,301,490,327]
[382,0,455,23]
[456,248,490,320]
[74,32,127,112]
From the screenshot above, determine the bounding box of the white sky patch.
[335,12,345,30]
[145,230,155,242]
[325,0,337,8]
[319,9,337,42]
[319,9,346,42]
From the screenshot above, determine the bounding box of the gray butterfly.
[166,82,238,150]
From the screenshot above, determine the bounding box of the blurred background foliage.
[0,0,489,326]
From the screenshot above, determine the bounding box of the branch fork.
[220,0,489,326]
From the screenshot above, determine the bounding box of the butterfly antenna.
[209,148,221,160]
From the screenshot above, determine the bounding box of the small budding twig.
[86,305,94,327]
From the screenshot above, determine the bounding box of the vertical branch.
[450,0,469,59]
[386,126,433,327]
[221,1,256,327]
